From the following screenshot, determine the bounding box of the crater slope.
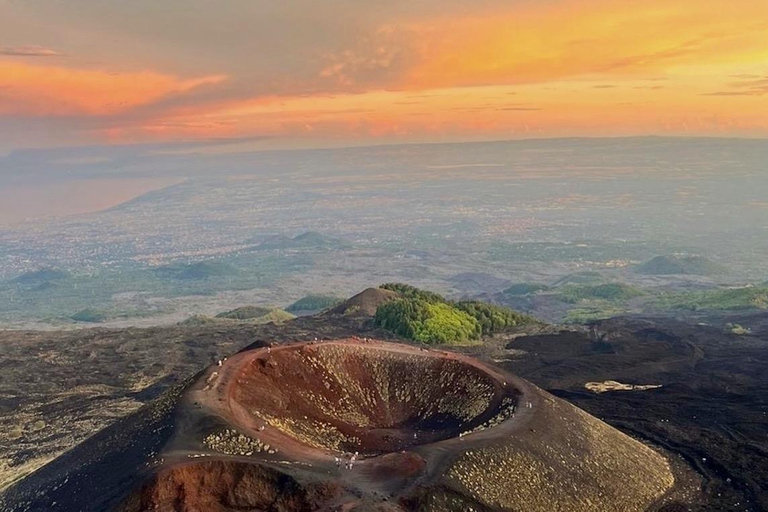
[2,339,680,512]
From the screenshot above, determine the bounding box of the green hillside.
[215,305,272,320]
[286,295,343,312]
[655,286,768,311]
[556,283,644,303]
[502,283,549,296]
[374,283,537,344]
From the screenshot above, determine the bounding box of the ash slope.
[1,340,677,512]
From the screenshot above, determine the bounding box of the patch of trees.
[374,284,537,344]
[455,301,535,335]
[379,283,445,303]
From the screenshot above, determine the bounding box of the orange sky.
[1,0,767,150]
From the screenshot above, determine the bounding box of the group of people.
[334,451,359,470]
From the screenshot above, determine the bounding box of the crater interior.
[228,343,519,454]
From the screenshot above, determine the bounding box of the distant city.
[1,137,767,328]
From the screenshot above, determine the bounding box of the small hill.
[215,306,272,320]
[285,295,343,313]
[326,287,399,316]
[30,280,62,292]
[552,271,606,287]
[253,309,295,324]
[255,231,349,251]
[13,268,70,284]
[373,284,538,344]
[70,309,107,323]
[635,255,725,276]
[181,309,295,326]
[557,283,645,304]
[448,272,511,292]
[502,283,549,296]
[154,261,239,280]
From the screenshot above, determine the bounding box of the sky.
[1,0,768,151]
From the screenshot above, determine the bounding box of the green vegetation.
[286,295,343,312]
[255,309,296,324]
[635,255,725,276]
[455,301,536,335]
[70,309,107,323]
[379,283,445,303]
[182,308,294,326]
[654,286,768,311]
[563,305,628,324]
[556,283,644,303]
[502,283,549,296]
[375,299,481,344]
[374,283,537,344]
[215,305,272,320]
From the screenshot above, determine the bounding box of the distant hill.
[502,283,550,296]
[655,286,768,311]
[215,306,272,320]
[154,261,239,280]
[13,268,70,284]
[635,255,725,276]
[557,283,644,303]
[255,231,349,251]
[552,271,606,287]
[285,295,343,313]
[184,308,295,326]
[326,287,399,317]
[448,272,511,292]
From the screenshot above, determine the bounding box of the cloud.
[702,75,768,96]
[0,45,63,57]
[0,61,227,116]
[2,0,768,148]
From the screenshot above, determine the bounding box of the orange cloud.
[6,0,768,148]
[0,60,227,117]
[309,0,766,93]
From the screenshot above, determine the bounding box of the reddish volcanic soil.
[116,460,343,512]
[205,340,520,456]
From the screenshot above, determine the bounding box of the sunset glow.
[1,0,767,149]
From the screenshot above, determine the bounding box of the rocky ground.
[0,316,396,491]
[0,309,767,510]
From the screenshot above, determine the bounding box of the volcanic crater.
[2,338,681,512]
[218,342,520,455]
